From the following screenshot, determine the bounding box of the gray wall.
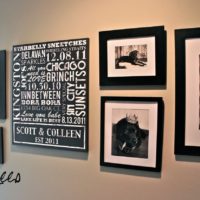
[0,0,200,199]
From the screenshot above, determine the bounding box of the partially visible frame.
[0,128,4,164]
[100,96,164,172]
[175,27,200,155]
[99,26,166,86]
[0,50,6,119]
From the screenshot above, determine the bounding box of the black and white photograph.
[175,27,200,156]
[12,38,89,151]
[111,109,149,159]
[100,96,164,172]
[184,38,200,147]
[99,26,166,86]
[115,44,147,69]
[107,37,155,78]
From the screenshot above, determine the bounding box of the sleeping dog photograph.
[115,44,147,69]
[107,37,156,77]
[111,109,149,159]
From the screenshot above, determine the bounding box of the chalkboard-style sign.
[0,50,6,119]
[0,128,3,164]
[12,39,89,151]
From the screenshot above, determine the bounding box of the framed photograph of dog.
[175,27,200,156]
[99,26,166,86]
[0,50,6,119]
[100,96,164,172]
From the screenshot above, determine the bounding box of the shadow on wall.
[11,145,88,161]
[100,166,161,178]
[175,155,200,163]
[100,85,167,91]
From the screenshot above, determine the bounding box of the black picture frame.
[175,27,200,156]
[0,50,6,119]
[100,96,164,172]
[0,128,4,164]
[99,26,166,86]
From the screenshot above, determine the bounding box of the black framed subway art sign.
[12,38,89,151]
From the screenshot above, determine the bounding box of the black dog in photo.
[116,50,146,69]
[115,114,148,155]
